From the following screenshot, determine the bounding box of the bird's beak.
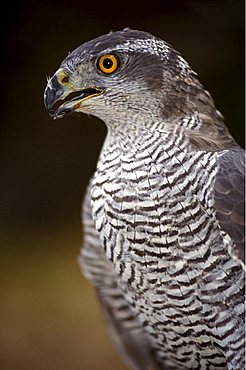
[44,68,103,120]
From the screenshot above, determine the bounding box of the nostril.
[61,76,69,84]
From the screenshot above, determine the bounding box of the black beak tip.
[44,74,64,117]
[44,85,71,120]
[44,85,56,113]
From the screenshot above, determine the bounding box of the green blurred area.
[0,228,127,369]
[0,0,244,368]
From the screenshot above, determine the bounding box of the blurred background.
[0,0,244,369]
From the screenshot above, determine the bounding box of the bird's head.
[44,29,208,127]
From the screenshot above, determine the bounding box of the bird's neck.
[104,109,235,153]
[106,117,162,152]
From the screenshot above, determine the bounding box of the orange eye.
[97,54,119,74]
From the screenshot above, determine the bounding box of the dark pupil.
[103,58,113,69]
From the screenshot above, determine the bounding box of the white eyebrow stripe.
[111,38,170,58]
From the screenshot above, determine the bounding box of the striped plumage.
[44,29,245,370]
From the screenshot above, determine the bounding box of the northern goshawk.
[44,29,245,370]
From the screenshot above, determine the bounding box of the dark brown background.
[0,1,244,369]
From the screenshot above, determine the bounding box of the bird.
[44,29,245,370]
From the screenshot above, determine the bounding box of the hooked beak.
[44,69,104,119]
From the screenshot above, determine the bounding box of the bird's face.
[44,29,197,126]
[44,46,138,121]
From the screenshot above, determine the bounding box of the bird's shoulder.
[213,147,245,262]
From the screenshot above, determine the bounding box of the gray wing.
[214,148,245,262]
[79,184,160,370]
